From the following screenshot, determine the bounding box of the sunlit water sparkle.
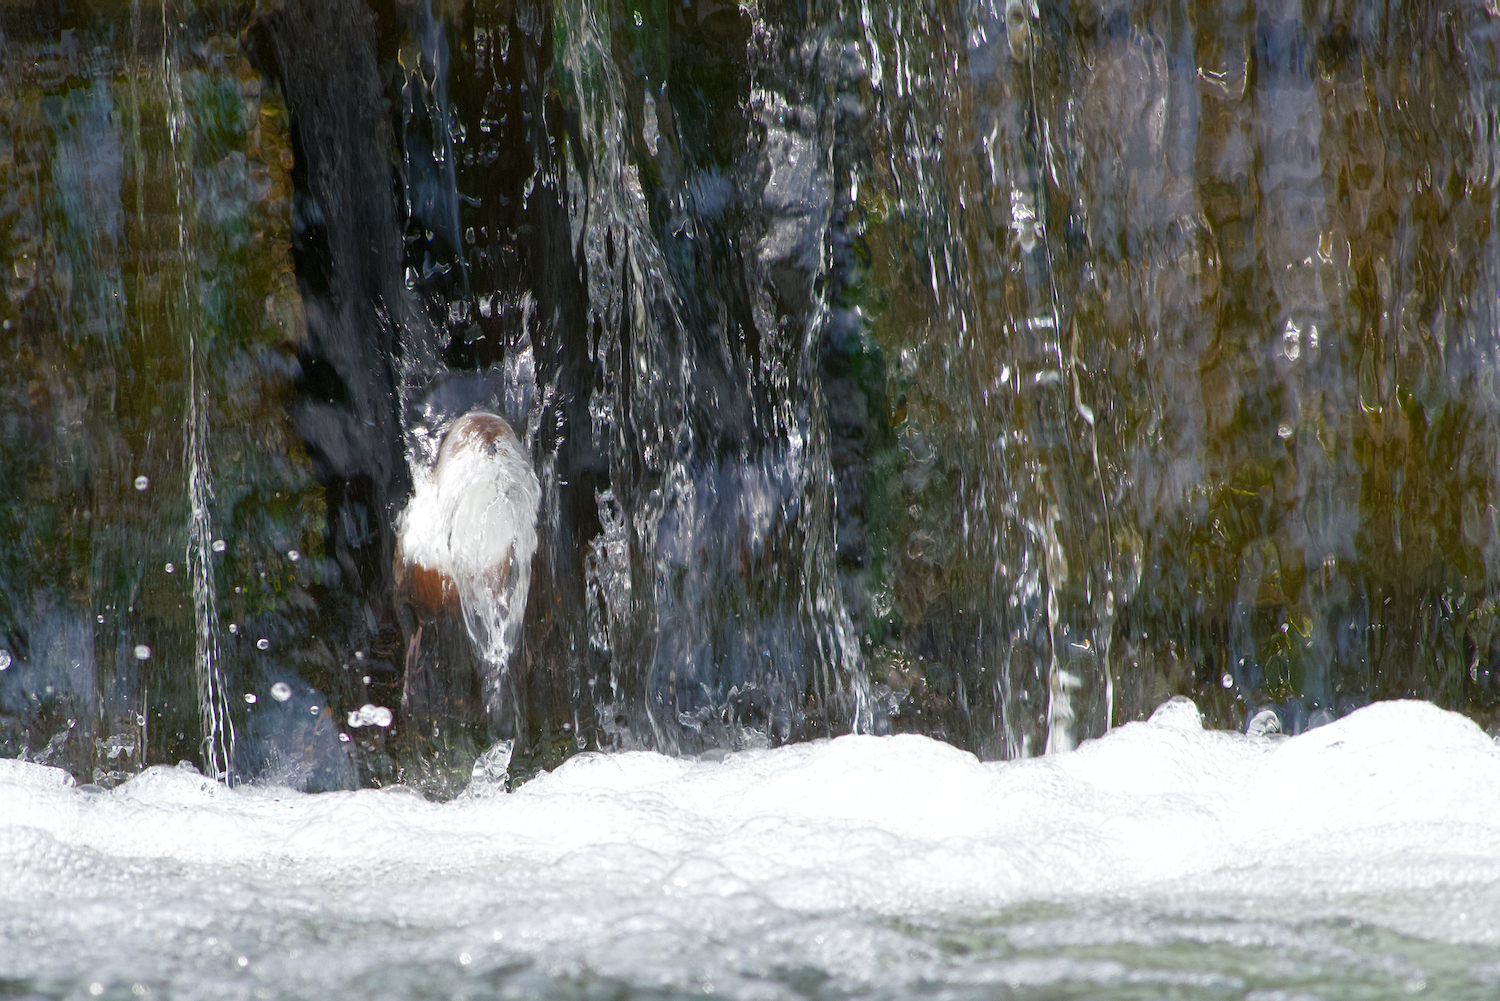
[5,699,1500,1000]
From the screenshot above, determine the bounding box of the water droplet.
[244,693,257,705]
[212,539,227,553]
[164,563,175,574]
[287,549,300,562]
[133,645,152,661]
[136,714,146,726]
[256,638,270,651]
[459,952,472,966]
[1221,672,1234,689]
[349,703,392,727]
[270,682,292,702]
[362,675,371,685]
[96,614,105,624]
[228,623,238,634]
[310,705,320,716]
[1247,708,1282,737]
[0,650,11,670]
[134,475,150,491]
[88,983,103,996]
[1277,424,1294,440]
[354,650,365,660]
[338,732,351,742]
[236,956,249,968]
[1282,319,1302,361]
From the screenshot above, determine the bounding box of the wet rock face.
[8,0,1500,790]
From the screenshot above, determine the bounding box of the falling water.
[2,0,1500,792]
[158,0,236,780]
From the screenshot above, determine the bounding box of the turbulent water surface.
[5,699,1500,1000]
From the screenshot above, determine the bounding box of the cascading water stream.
[159,0,236,781]
[2,0,1500,793]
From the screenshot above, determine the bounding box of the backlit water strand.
[158,0,236,782]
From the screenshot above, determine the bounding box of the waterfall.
[12,4,1500,998]
[2,0,1500,793]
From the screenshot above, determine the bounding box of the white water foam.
[5,699,1500,999]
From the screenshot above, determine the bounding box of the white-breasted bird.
[395,411,540,682]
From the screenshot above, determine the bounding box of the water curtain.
[2,0,1498,791]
